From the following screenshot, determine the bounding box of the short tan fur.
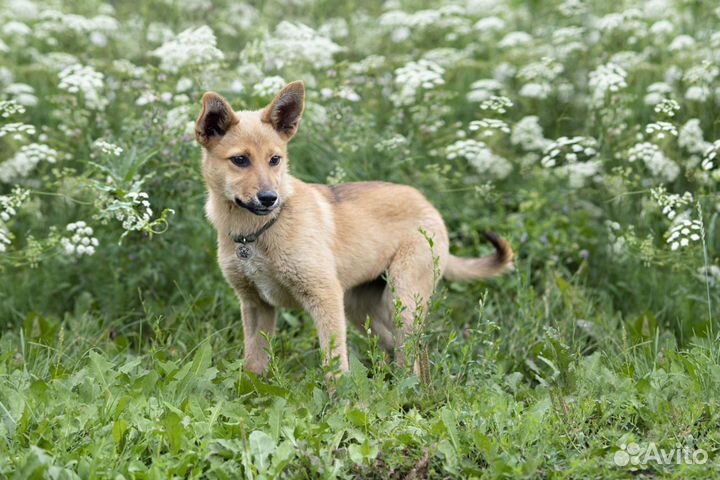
[195,81,513,375]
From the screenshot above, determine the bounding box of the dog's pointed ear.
[261,81,305,140]
[195,92,238,147]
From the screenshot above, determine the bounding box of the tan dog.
[195,81,513,375]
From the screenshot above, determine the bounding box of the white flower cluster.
[643,82,672,106]
[645,121,677,139]
[0,143,59,183]
[93,139,123,157]
[678,119,710,155]
[469,119,510,137]
[466,79,503,103]
[37,11,119,36]
[0,100,25,118]
[653,98,679,117]
[606,221,628,255]
[0,187,29,253]
[61,221,99,257]
[253,76,287,98]
[375,134,409,154]
[588,63,627,106]
[58,64,106,110]
[541,136,597,167]
[627,142,679,182]
[151,26,224,73]
[511,116,550,151]
[498,31,533,49]
[701,140,720,172]
[683,62,718,102]
[541,136,600,187]
[666,219,702,251]
[0,122,36,140]
[5,83,38,107]
[479,95,513,114]
[262,22,342,69]
[652,188,694,220]
[116,191,153,231]
[392,60,445,106]
[446,139,512,179]
[517,58,563,99]
[697,265,720,287]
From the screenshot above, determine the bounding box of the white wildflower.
[446,139,512,179]
[474,16,506,33]
[685,85,711,102]
[0,122,36,140]
[678,119,710,155]
[151,26,224,73]
[58,64,106,110]
[697,265,720,287]
[392,60,445,106]
[652,186,694,220]
[588,63,627,106]
[701,140,720,171]
[645,121,677,139]
[653,98,679,117]
[519,83,552,99]
[498,31,532,48]
[61,221,99,257]
[511,116,550,151]
[541,136,598,168]
[479,95,513,114]
[93,139,123,157]
[0,143,59,183]
[666,218,702,251]
[0,100,26,118]
[469,119,510,137]
[627,142,679,182]
[466,79,503,103]
[669,35,696,51]
[253,76,287,98]
[558,160,602,188]
[5,83,38,106]
[258,22,341,69]
[643,82,672,106]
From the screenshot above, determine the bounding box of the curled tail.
[444,232,514,281]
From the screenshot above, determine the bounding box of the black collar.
[230,210,281,245]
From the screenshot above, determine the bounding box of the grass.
[2,258,719,478]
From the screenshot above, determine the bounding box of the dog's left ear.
[262,81,305,140]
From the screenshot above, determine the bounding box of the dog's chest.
[223,247,296,308]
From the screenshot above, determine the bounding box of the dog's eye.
[230,155,250,168]
[269,155,282,166]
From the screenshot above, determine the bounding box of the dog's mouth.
[233,197,279,216]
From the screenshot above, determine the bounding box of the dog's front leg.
[239,297,276,375]
[300,282,349,373]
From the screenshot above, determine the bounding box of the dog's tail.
[444,232,514,281]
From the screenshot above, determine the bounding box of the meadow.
[1,0,720,477]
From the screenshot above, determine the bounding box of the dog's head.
[195,81,304,216]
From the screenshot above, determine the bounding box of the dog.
[195,81,513,375]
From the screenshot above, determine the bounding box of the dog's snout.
[257,190,278,207]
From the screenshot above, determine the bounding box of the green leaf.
[249,430,276,472]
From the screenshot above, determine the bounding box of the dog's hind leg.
[344,278,395,354]
[383,232,447,372]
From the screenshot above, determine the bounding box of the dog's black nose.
[257,190,278,207]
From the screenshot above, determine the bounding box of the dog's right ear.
[195,92,238,147]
